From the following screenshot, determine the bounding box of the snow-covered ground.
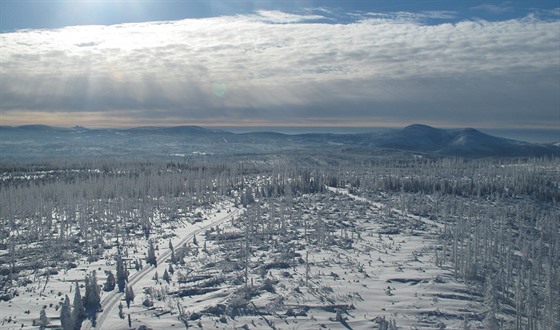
[0,188,485,330]
[202,190,484,329]
[0,185,495,330]
[0,185,499,330]
[0,201,242,329]
[2,148,558,329]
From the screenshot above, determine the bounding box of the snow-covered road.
[83,208,241,330]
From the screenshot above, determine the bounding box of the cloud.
[472,2,513,15]
[362,10,457,23]
[250,10,326,23]
[1,11,559,128]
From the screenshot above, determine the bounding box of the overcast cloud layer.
[1,10,559,128]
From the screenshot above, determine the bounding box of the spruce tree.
[91,271,101,309]
[147,240,157,266]
[84,272,101,311]
[125,285,135,308]
[484,275,499,330]
[104,270,116,292]
[169,239,177,263]
[116,253,127,292]
[72,281,85,330]
[168,263,174,275]
[84,274,90,308]
[118,302,125,319]
[60,295,73,330]
[170,248,176,264]
[39,307,49,330]
[163,268,170,283]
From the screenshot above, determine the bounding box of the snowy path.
[83,208,240,330]
[327,186,443,229]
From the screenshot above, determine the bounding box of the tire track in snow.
[83,208,241,329]
[327,186,443,229]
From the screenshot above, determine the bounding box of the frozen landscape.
[0,125,558,329]
[1,1,559,329]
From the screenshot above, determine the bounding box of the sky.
[1,1,559,129]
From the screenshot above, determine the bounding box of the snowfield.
[0,190,485,330]
[0,154,558,329]
[0,200,241,329]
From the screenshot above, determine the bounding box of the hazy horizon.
[2,123,558,144]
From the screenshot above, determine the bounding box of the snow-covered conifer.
[60,295,73,330]
[125,285,135,308]
[104,270,116,292]
[147,240,157,266]
[163,268,170,283]
[116,253,127,292]
[39,307,49,330]
[84,271,101,311]
[72,281,85,329]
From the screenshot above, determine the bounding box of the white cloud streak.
[471,2,513,15]
[1,11,559,128]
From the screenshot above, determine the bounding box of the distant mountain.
[250,124,559,157]
[0,124,558,159]
[1,124,61,132]
[360,124,558,157]
[0,125,224,135]
[124,126,227,135]
[0,124,91,133]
